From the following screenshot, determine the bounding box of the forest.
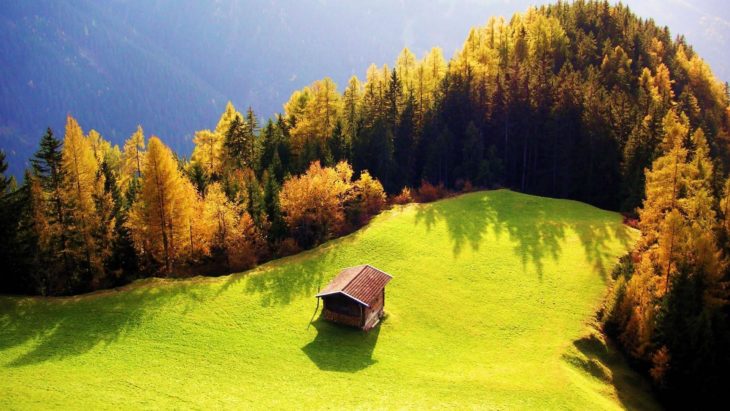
[1,0,729,406]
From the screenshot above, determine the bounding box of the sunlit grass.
[0,190,657,409]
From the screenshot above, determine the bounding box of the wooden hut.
[315,265,393,331]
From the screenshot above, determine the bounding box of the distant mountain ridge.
[1,0,728,178]
[0,1,227,177]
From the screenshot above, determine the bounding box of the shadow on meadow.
[414,190,633,281]
[301,318,380,372]
[564,329,659,411]
[0,281,205,367]
[0,222,363,367]
[241,248,335,307]
[0,190,632,370]
[240,230,370,307]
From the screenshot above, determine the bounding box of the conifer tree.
[215,101,243,138]
[100,160,137,278]
[245,106,260,171]
[396,47,417,94]
[121,126,146,192]
[386,69,403,132]
[30,128,69,284]
[191,129,222,179]
[204,182,240,270]
[223,110,258,172]
[128,136,193,274]
[263,170,286,244]
[328,120,348,162]
[639,111,691,248]
[0,152,36,293]
[342,76,362,143]
[62,115,105,283]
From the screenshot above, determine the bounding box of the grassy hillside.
[0,190,658,409]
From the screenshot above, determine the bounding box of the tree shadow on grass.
[301,318,380,372]
[241,233,368,307]
[0,280,204,367]
[572,220,633,281]
[243,252,329,307]
[564,329,659,410]
[414,190,633,281]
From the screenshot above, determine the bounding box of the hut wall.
[363,290,385,328]
[323,294,364,327]
[323,309,362,327]
[323,294,361,316]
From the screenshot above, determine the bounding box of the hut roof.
[315,265,392,307]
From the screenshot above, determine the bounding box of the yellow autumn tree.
[618,111,690,356]
[215,101,242,137]
[202,182,261,271]
[61,115,104,276]
[204,182,240,267]
[415,47,446,126]
[638,110,690,248]
[88,128,122,190]
[279,161,352,248]
[619,254,658,358]
[653,63,674,106]
[191,102,242,179]
[128,136,193,274]
[179,177,208,262]
[681,127,723,287]
[396,48,417,95]
[286,78,341,156]
[230,212,261,270]
[355,170,386,215]
[121,125,146,190]
[27,174,50,252]
[361,64,388,125]
[720,177,730,237]
[675,44,727,111]
[87,129,106,165]
[342,75,362,139]
[621,111,724,359]
[191,129,220,178]
[26,173,54,293]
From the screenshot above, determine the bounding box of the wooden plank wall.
[323,309,362,327]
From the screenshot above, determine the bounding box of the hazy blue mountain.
[1,0,728,178]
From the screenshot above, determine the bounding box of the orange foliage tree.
[279,161,351,248]
[279,161,386,248]
[127,136,197,274]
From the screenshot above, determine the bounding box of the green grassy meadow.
[0,190,659,409]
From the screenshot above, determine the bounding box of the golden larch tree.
[286,78,342,155]
[191,129,221,178]
[215,101,243,137]
[61,115,104,275]
[638,110,690,248]
[191,101,242,179]
[180,179,209,262]
[87,129,105,165]
[342,75,362,139]
[203,182,240,268]
[129,136,193,273]
[203,182,260,271]
[396,48,417,95]
[121,125,146,190]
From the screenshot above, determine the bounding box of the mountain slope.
[0,190,657,409]
[2,0,728,179]
[0,1,226,176]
